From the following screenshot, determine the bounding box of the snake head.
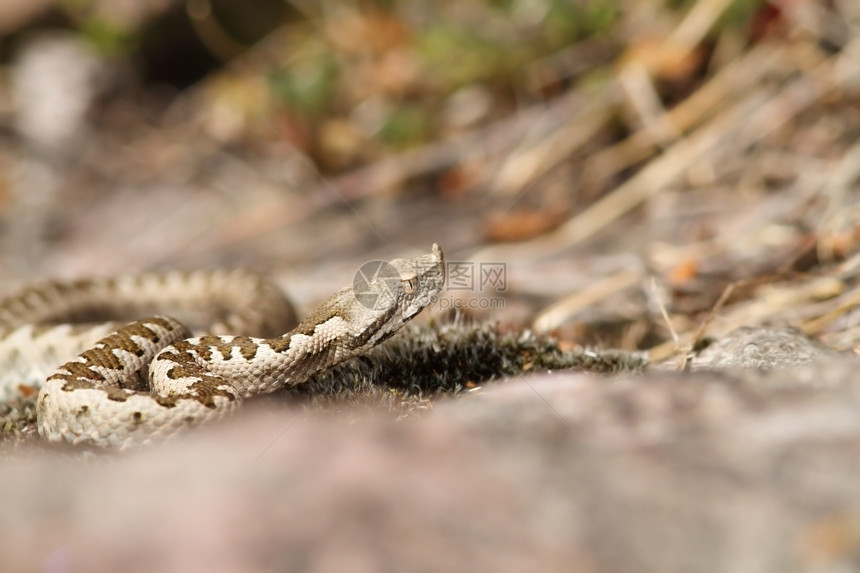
[347,243,445,347]
[294,244,446,352]
[388,242,445,319]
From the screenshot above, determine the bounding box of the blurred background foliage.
[2,0,858,353]
[0,0,766,160]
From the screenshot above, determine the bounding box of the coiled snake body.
[0,245,444,448]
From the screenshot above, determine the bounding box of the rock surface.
[4,327,860,572]
[690,326,850,370]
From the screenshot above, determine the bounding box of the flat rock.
[5,354,860,572]
[690,326,852,370]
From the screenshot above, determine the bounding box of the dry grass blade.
[583,43,783,185]
[532,268,643,333]
[180,90,589,258]
[479,41,856,264]
[491,93,615,196]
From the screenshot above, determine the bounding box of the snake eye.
[401,272,418,294]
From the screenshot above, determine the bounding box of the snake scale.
[0,245,444,449]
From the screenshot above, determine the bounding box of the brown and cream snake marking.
[0,245,445,449]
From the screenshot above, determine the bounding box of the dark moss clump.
[279,322,648,416]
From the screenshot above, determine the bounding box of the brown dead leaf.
[667,257,700,286]
[484,209,567,243]
[618,38,705,82]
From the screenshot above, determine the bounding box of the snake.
[0,244,444,449]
